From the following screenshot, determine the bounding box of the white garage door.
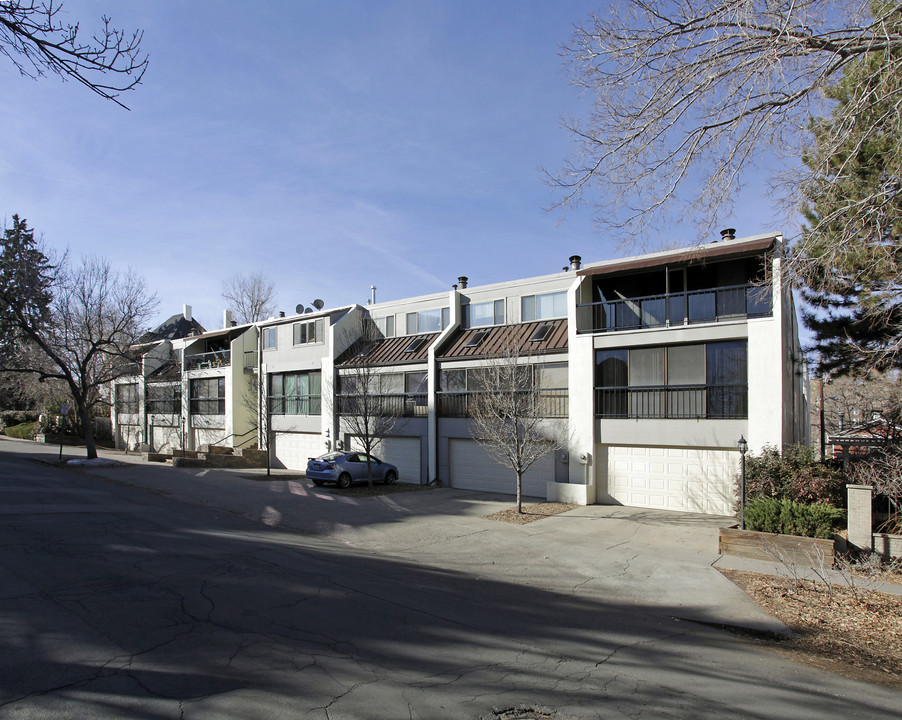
[449,439,551,498]
[274,431,324,470]
[349,436,421,484]
[605,445,737,515]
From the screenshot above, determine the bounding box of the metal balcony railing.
[437,389,569,418]
[577,283,772,334]
[185,349,231,370]
[336,393,428,418]
[595,384,748,419]
[268,394,322,416]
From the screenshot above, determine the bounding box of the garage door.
[274,431,323,470]
[449,439,551,498]
[348,436,421,484]
[604,445,737,515]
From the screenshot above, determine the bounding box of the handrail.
[594,384,747,419]
[436,388,569,418]
[336,393,428,417]
[211,425,259,449]
[185,349,231,370]
[267,394,322,415]
[576,282,772,333]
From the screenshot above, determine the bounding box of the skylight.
[403,336,429,353]
[465,330,489,348]
[529,324,553,342]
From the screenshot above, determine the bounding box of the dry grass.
[721,568,902,689]
[483,502,578,525]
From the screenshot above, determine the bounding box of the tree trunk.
[77,400,97,459]
[516,470,523,514]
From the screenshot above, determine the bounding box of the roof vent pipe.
[279,311,285,318]
[569,255,582,271]
[458,276,468,289]
[720,228,736,242]
[371,285,376,304]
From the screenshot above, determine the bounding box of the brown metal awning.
[438,319,567,360]
[576,236,776,278]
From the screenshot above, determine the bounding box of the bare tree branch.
[0,1,148,109]
[221,269,276,325]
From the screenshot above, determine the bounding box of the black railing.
[595,384,747,419]
[146,398,181,415]
[577,283,772,334]
[189,398,225,415]
[437,389,569,418]
[186,350,231,370]
[337,393,428,417]
[268,394,322,416]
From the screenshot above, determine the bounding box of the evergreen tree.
[799,0,902,375]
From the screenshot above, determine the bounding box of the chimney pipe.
[279,311,285,318]
[569,255,582,271]
[370,285,377,304]
[458,276,468,289]
[183,304,192,322]
[222,309,233,330]
[720,228,736,242]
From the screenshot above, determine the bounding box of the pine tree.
[798,0,902,374]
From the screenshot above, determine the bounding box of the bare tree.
[468,342,565,514]
[851,446,902,534]
[3,254,158,458]
[221,270,276,324]
[550,0,897,247]
[333,316,402,488]
[0,1,147,108]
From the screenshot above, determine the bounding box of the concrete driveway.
[1,437,899,719]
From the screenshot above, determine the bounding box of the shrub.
[3,421,36,439]
[744,497,845,539]
[742,444,845,507]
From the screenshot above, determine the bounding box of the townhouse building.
[113,230,808,516]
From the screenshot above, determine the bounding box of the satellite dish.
[295,304,304,315]
[304,307,314,314]
[312,298,324,310]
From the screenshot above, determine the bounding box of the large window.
[190,377,225,415]
[269,371,321,415]
[406,307,450,334]
[595,341,747,418]
[464,300,505,328]
[438,362,568,417]
[293,319,324,345]
[115,383,139,414]
[146,384,181,414]
[522,291,567,322]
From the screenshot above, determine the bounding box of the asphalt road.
[0,439,899,719]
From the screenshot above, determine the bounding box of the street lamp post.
[738,435,748,530]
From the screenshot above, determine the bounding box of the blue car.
[306,451,399,488]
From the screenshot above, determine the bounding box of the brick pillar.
[846,484,873,551]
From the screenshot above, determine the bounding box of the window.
[115,383,139,414]
[528,324,553,342]
[262,327,277,350]
[464,300,505,328]
[190,377,226,415]
[374,315,395,337]
[147,384,181,414]
[293,319,324,345]
[406,307,450,334]
[465,330,490,347]
[269,371,322,415]
[594,341,747,419]
[522,291,567,322]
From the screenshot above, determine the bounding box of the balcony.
[437,389,569,418]
[337,393,428,418]
[185,349,231,370]
[268,394,322,416]
[595,385,747,419]
[577,283,772,334]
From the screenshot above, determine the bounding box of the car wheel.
[337,472,352,489]
[311,477,324,487]
[383,470,397,485]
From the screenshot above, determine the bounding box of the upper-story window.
[521,291,567,322]
[374,315,395,337]
[293,319,324,345]
[262,327,277,350]
[406,307,450,334]
[464,300,505,328]
[190,377,226,415]
[115,383,139,414]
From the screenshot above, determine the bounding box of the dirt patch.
[483,502,578,525]
[720,568,902,689]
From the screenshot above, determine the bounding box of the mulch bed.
[483,502,578,525]
[720,568,902,689]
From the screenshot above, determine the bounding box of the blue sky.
[1,0,787,330]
